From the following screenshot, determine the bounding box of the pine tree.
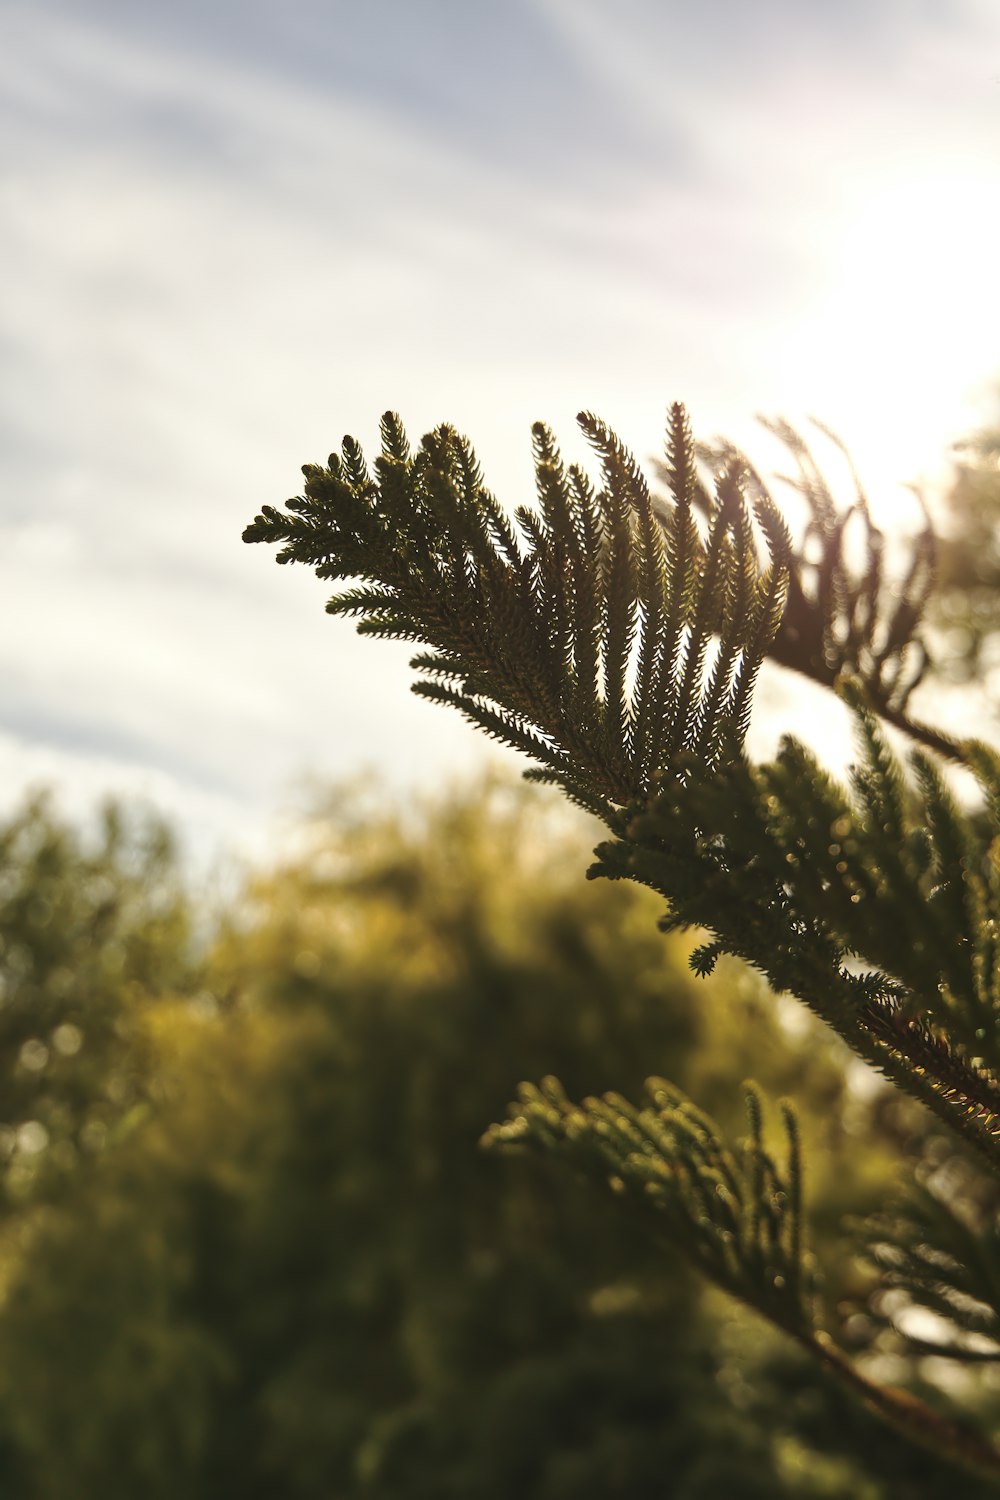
[244,404,1000,1481]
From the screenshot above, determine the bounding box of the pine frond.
[487,1073,1000,1478]
[666,419,956,760]
[858,1174,1000,1362]
[591,686,1000,1170]
[247,400,1000,1477]
[246,406,1000,1162]
[483,1075,816,1337]
[245,407,791,813]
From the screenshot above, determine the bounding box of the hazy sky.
[4,0,999,864]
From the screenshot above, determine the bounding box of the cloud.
[2,0,998,862]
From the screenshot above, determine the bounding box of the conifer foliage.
[687,419,944,749]
[483,1077,812,1340]
[245,406,791,818]
[245,404,1000,1479]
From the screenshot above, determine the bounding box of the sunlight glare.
[781,164,1000,517]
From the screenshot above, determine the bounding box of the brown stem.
[880,703,967,766]
[802,1332,1000,1483]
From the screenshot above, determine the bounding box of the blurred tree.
[0,793,203,1491]
[931,399,1000,690]
[0,781,934,1499]
[0,792,199,1208]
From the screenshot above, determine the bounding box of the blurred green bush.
[0,781,983,1497]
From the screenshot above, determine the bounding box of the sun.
[777,164,1000,520]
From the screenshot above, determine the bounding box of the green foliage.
[0,785,888,1499]
[244,406,792,817]
[861,1161,1000,1361]
[592,696,1000,1172]
[3,784,1000,1493]
[686,419,939,738]
[932,403,1000,688]
[0,793,198,1208]
[246,402,1000,1478]
[486,1078,813,1338]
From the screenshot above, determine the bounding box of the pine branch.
[486,1074,1000,1481]
[592,692,1000,1173]
[483,1076,816,1338]
[670,419,958,761]
[246,409,1000,1162]
[806,1336,1000,1481]
[861,1179,1000,1358]
[245,402,1000,1474]
[244,407,791,813]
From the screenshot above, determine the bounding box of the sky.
[3,0,1000,868]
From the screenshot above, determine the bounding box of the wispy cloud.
[2,0,998,861]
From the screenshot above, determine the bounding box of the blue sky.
[3,0,999,864]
